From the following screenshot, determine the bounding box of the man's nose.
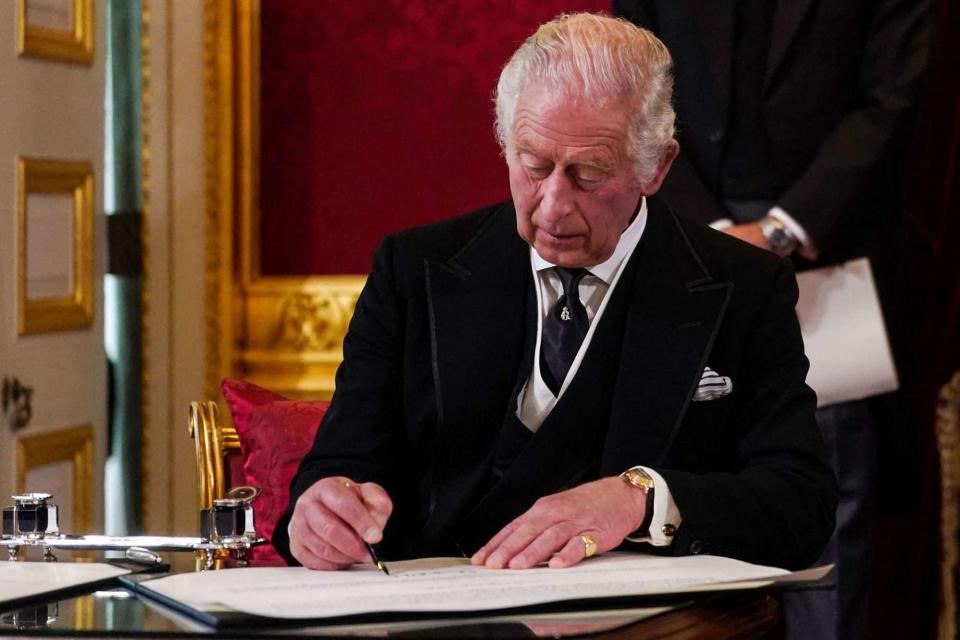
[539,172,576,223]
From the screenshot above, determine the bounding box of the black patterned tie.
[540,268,589,396]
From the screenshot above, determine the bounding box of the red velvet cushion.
[220,379,328,564]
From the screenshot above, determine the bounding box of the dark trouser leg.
[782,400,877,640]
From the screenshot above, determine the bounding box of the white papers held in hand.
[796,257,898,407]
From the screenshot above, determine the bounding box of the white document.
[796,257,898,407]
[140,553,790,620]
[0,562,130,604]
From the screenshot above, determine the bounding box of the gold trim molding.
[17,0,94,65]
[205,1,365,401]
[16,157,95,336]
[239,276,365,399]
[16,424,95,534]
[140,0,152,528]
[205,0,235,403]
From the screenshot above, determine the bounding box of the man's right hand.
[288,476,393,570]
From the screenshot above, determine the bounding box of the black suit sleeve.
[656,259,837,570]
[654,151,731,227]
[776,0,931,251]
[273,235,409,563]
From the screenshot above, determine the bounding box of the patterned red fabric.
[220,379,328,564]
[259,0,610,275]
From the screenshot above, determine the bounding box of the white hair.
[494,13,675,183]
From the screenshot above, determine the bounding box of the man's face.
[507,84,645,268]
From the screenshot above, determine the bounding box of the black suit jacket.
[613,0,931,263]
[274,199,837,570]
[614,1,932,482]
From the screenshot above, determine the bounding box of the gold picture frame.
[16,424,95,535]
[206,0,365,402]
[17,157,96,335]
[17,0,94,65]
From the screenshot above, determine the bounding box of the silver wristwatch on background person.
[758,215,799,255]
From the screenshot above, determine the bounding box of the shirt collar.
[530,197,648,285]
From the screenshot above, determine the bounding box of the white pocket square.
[693,367,733,401]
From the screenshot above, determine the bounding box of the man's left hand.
[471,476,647,569]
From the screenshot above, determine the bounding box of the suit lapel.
[601,200,733,473]
[765,0,815,90]
[423,204,531,532]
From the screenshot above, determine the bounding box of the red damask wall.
[259,1,609,275]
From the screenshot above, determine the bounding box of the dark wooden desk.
[604,594,779,640]
[0,588,779,639]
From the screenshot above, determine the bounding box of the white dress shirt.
[516,197,682,546]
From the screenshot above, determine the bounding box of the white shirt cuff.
[632,466,681,547]
[709,218,734,231]
[768,207,818,260]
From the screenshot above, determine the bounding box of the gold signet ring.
[580,534,597,559]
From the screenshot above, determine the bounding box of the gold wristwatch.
[620,468,655,542]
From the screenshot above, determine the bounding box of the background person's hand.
[288,476,392,570]
[722,223,770,252]
[471,476,647,570]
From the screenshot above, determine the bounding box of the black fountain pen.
[367,542,390,575]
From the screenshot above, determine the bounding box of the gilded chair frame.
[936,372,960,640]
[188,400,242,569]
[187,400,240,511]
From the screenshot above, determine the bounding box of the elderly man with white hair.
[274,13,837,573]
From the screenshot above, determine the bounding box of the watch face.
[761,218,796,253]
[623,469,654,492]
[769,229,791,250]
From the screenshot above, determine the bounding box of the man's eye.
[524,165,551,179]
[574,168,607,187]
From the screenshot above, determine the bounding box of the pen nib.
[367,542,390,575]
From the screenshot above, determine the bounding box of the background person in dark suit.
[612,2,932,638]
[273,13,836,575]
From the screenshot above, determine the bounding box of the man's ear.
[639,139,679,195]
